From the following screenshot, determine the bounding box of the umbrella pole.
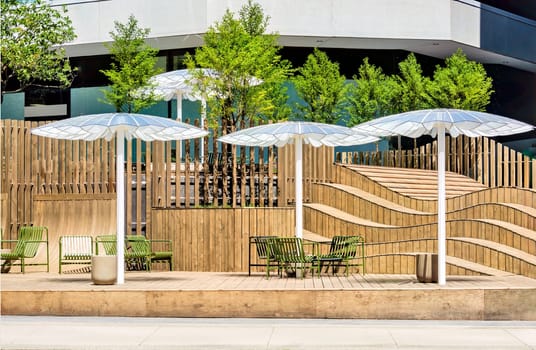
[116,131,126,284]
[437,127,446,285]
[295,138,303,239]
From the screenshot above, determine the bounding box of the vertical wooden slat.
[489,139,496,187]
[522,155,529,188]
[510,149,516,187]
[504,146,510,187]
[166,140,172,208]
[80,140,87,194]
[259,145,266,207]
[136,139,142,235]
[497,142,503,187]
[194,137,200,207]
[212,128,219,206]
[517,152,523,188]
[267,146,274,207]
[483,137,489,186]
[126,139,133,236]
[184,138,190,208]
[145,142,152,236]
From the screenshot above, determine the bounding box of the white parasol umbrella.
[218,121,379,238]
[352,108,534,285]
[32,113,208,284]
[148,69,263,161]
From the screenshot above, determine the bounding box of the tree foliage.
[391,53,431,112]
[347,50,494,127]
[426,49,493,110]
[1,0,76,96]
[185,0,293,131]
[100,15,161,113]
[345,58,396,126]
[292,48,346,124]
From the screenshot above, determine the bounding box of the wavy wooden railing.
[305,164,536,279]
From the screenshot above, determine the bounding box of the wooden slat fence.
[336,136,535,189]
[1,119,333,239]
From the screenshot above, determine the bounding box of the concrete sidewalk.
[1,316,535,349]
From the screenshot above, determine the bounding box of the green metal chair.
[58,235,93,273]
[1,226,49,273]
[95,235,117,255]
[125,235,152,271]
[266,237,314,279]
[249,235,279,276]
[315,235,366,276]
[149,238,173,271]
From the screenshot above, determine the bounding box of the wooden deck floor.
[3,271,536,291]
[2,271,536,320]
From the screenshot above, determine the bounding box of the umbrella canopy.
[352,108,534,285]
[147,68,263,161]
[148,68,216,103]
[32,113,208,284]
[219,121,379,239]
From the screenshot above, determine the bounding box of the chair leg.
[1,260,12,273]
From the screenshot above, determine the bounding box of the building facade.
[2,0,535,152]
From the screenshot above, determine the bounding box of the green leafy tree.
[292,48,346,124]
[426,49,493,110]
[345,58,396,126]
[392,53,431,112]
[1,0,76,98]
[100,15,161,113]
[185,0,293,132]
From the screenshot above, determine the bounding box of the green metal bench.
[1,226,49,273]
[248,235,279,276]
[315,235,366,276]
[95,234,173,271]
[59,235,94,273]
[266,237,314,279]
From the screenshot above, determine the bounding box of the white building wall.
[63,0,454,54]
[56,0,535,72]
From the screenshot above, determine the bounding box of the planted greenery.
[1,0,76,97]
[100,15,161,113]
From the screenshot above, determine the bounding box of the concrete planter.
[416,253,438,283]
[91,255,117,285]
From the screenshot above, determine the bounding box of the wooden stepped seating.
[314,183,536,232]
[305,203,395,229]
[449,237,536,278]
[445,256,512,277]
[313,164,536,278]
[362,251,511,276]
[448,219,536,256]
[449,203,536,231]
[319,183,431,215]
[344,165,487,200]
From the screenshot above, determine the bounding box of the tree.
[426,49,493,110]
[185,0,293,132]
[100,15,161,113]
[292,48,346,124]
[345,58,396,126]
[1,0,76,98]
[391,53,431,112]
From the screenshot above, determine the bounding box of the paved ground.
[1,316,535,349]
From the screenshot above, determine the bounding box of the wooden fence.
[1,119,333,238]
[336,135,536,189]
